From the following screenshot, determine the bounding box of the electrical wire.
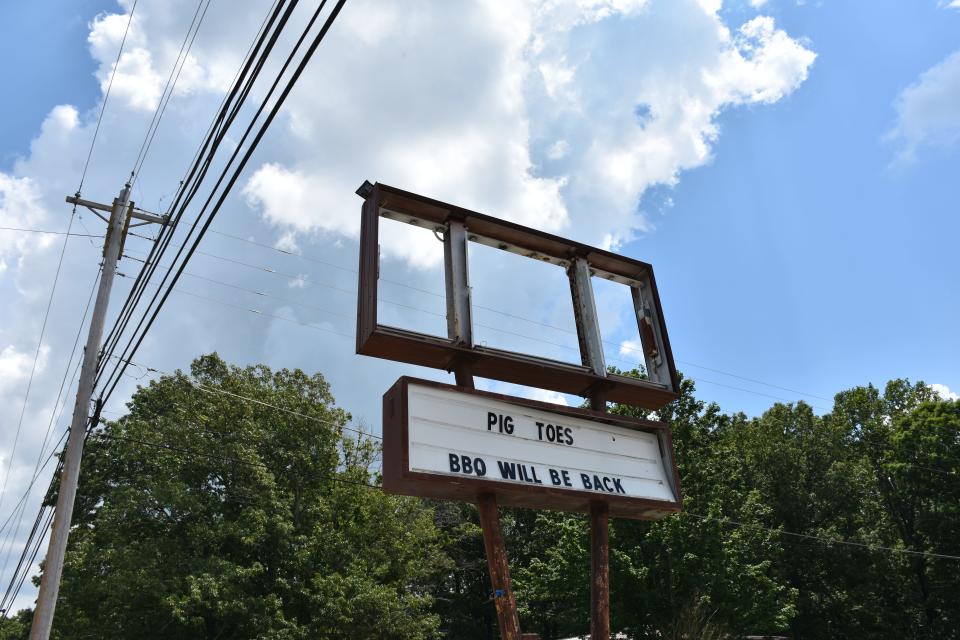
[101,355,379,441]
[130,0,213,185]
[0,207,78,542]
[0,431,68,543]
[119,247,833,412]
[0,227,103,238]
[181,225,835,404]
[0,433,67,614]
[96,0,288,377]
[77,0,139,194]
[96,0,300,389]
[98,0,349,406]
[0,269,99,591]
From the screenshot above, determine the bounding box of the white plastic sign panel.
[382,377,681,518]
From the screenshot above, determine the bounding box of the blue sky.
[1,0,959,608]
[1,0,957,418]
[638,1,960,412]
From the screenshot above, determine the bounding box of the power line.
[118,249,832,412]
[77,0,139,194]
[686,512,960,562]
[96,0,290,379]
[0,227,103,238]
[113,271,356,340]
[192,226,834,404]
[130,0,212,185]
[0,431,68,543]
[98,432,382,494]
[97,0,319,395]
[0,269,99,591]
[0,430,67,614]
[0,208,78,538]
[101,356,380,442]
[98,0,349,406]
[118,250,836,414]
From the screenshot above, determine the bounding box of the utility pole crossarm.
[65,194,168,225]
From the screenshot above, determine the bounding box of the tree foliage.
[44,354,445,639]
[5,356,958,639]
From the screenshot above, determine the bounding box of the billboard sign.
[382,377,682,520]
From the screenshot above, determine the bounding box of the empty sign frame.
[355,181,679,410]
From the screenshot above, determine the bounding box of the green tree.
[45,354,445,639]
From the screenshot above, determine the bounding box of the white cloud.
[619,338,644,359]
[242,0,814,259]
[547,139,570,159]
[750,0,769,7]
[0,173,54,269]
[887,50,960,163]
[931,383,959,401]
[526,388,570,406]
[539,58,576,99]
[525,3,815,250]
[940,1,960,9]
[0,345,49,395]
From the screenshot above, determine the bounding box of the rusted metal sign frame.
[356,181,680,410]
[381,376,682,520]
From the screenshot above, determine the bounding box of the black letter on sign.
[449,454,461,473]
[487,412,497,431]
[475,458,487,476]
[503,415,514,434]
[549,469,562,486]
[580,473,592,490]
[498,461,518,480]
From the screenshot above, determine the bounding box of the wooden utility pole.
[29,185,166,640]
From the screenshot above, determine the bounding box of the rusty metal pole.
[444,221,526,638]
[590,391,611,640]
[478,493,522,640]
[590,501,611,640]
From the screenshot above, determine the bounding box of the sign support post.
[573,245,613,639]
[444,221,524,639]
[478,493,523,640]
[590,500,610,640]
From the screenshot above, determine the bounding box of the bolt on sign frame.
[355,181,680,409]
[355,181,682,640]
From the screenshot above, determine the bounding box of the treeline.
[1,354,957,639]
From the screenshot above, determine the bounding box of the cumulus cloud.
[527,388,570,405]
[0,345,49,395]
[546,139,570,159]
[0,173,54,271]
[619,338,644,359]
[887,50,960,163]
[931,383,959,401]
[241,0,814,260]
